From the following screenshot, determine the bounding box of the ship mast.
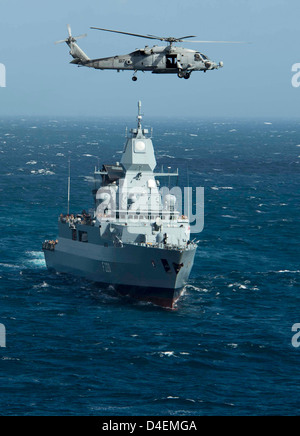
[137,100,142,131]
[67,158,71,215]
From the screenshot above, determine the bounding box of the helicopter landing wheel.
[132,76,138,82]
[184,73,191,80]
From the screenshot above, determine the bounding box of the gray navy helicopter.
[55,25,245,81]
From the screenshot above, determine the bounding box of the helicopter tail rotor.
[55,24,87,45]
[55,25,90,63]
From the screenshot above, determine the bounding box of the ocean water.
[0,117,299,416]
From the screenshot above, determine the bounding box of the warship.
[43,102,197,308]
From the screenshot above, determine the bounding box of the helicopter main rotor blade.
[90,27,160,41]
[186,40,249,44]
[146,34,197,42]
[146,34,171,41]
[177,35,197,40]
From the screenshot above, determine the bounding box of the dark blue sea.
[0,117,299,416]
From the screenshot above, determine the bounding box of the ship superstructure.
[43,102,197,308]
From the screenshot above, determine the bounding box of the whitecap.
[159,154,175,159]
[83,176,96,183]
[26,160,37,165]
[31,169,55,175]
[186,284,204,292]
[0,263,21,269]
[33,281,49,289]
[160,351,175,357]
[222,215,237,219]
[1,357,20,361]
[227,343,238,349]
[25,251,46,268]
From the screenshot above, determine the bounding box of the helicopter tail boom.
[55,25,90,64]
[68,41,90,64]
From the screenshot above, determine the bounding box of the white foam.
[33,281,49,289]
[228,343,238,349]
[160,351,175,357]
[211,186,233,190]
[25,251,46,268]
[222,215,237,219]
[0,263,21,269]
[160,154,175,159]
[31,169,55,175]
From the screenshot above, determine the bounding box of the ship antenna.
[187,164,190,220]
[137,100,142,130]
[67,158,71,215]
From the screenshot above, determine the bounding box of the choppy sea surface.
[0,117,299,416]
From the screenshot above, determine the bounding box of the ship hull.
[114,284,184,308]
[44,238,196,308]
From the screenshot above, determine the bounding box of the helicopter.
[55,25,245,81]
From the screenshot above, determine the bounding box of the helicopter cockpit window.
[194,53,202,61]
[201,53,208,60]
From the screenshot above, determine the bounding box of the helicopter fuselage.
[73,45,222,79]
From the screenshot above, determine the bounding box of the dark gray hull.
[44,238,196,308]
